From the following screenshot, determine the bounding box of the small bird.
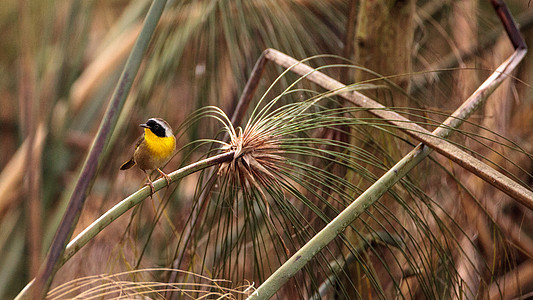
[120,118,176,194]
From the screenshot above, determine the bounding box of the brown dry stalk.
[0,125,47,215]
[451,231,484,299]
[488,259,533,299]
[260,48,533,211]
[69,23,142,112]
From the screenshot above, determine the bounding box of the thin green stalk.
[14,151,234,300]
[29,0,168,298]
[249,15,528,300]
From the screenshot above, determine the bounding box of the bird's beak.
[139,123,149,128]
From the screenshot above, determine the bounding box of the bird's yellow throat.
[144,128,176,159]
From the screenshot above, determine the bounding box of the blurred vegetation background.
[2,0,533,299]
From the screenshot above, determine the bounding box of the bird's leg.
[144,172,155,196]
[157,168,172,187]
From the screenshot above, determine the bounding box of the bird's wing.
[134,134,145,150]
[119,134,145,170]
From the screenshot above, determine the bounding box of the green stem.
[14,151,234,300]
[247,144,428,299]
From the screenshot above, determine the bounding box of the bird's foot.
[144,180,155,197]
[157,169,172,187]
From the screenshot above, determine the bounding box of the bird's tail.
[120,158,136,170]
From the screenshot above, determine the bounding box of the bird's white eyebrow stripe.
[149,118,172,136]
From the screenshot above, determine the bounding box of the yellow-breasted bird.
[120,118,176,193]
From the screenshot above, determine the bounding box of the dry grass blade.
[46,268,254,300]
[0,125,46,215]
[488,259,533,300]
[69,24,142,112]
